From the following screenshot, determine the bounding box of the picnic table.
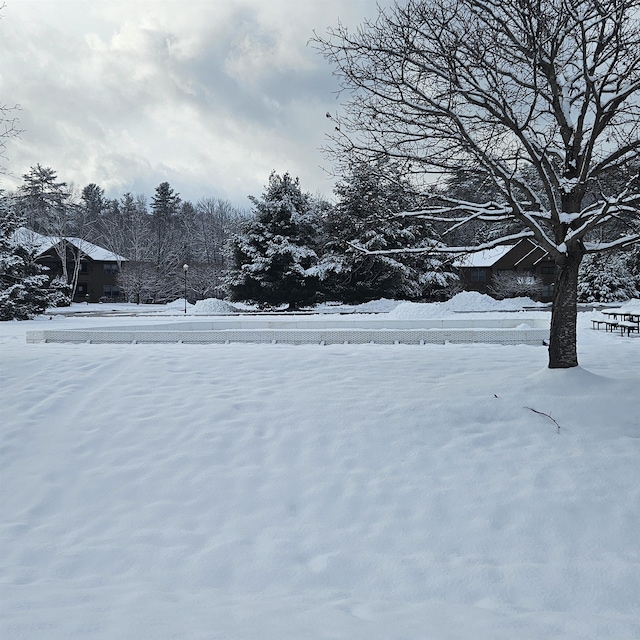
[592,309,640,336]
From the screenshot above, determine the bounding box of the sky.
[0,0,389,209]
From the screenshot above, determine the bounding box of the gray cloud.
[1,0,388,207]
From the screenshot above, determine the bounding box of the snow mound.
[387,301,449,318]
[312,299,401,314]
[191,298,237,314]
[389,291,544,318]
[164,298,237,314]
[619,298,640,314]
[525,365,615,395]
[166,298,195,310]
[348,298,401,313]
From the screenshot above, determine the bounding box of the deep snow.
[1,298,639,640]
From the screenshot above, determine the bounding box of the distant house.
[457,238,556,302]
[13,228,128,303]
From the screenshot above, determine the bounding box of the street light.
[183,263,189,314]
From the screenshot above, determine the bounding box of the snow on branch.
[397,198,514,220]
[347,230,536,257]
[584,234,640,253]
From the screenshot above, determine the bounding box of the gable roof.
[455,245,515,268]
[12,228,127,262]
[455,239,553,269]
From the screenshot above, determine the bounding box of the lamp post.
[183,263,189,314]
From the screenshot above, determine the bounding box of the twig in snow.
[525,406,561,433]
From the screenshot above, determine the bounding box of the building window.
[43,261,61,274]
[540,265,556,275]
[102,284,120,299]
[67,261,88,273]
[470,268,487,282]
[103,263,119,275]
[541,283,554,298]
[77,283,88,295]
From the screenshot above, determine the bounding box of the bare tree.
[0,103,21,175]
[184,262,226,300]
[190,198,247,266]
[117,261,157,304]
[99,193,151,263]
[0,6,21,176]
[315,0,640,368]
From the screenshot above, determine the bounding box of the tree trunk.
[69,247,81,302]
[548,249,583,369]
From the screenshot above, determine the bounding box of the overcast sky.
[1,0,389,209]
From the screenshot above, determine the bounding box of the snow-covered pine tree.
[319,160,458,302]
[578,251,639,303]
[0,195,52,320]
[626,245,640,293]
[226,172,320,308]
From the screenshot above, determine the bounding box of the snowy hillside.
[1,303,639,640]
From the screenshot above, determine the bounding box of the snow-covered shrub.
[47,276,72,307]
[491,271,544,300]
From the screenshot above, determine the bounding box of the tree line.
[4,164,248,304]
[2,159,462,310]
[4,156,637,317]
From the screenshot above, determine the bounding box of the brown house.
[15,228,127,303]
[457,239,556,302]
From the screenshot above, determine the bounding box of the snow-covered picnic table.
[593,308,640,336]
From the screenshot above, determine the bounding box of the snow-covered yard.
[1,299,639,639]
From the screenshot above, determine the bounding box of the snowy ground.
[1,298,639,640]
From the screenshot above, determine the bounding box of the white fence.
[26,316,550,346]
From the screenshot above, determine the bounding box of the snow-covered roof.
[65,237,128,262]
[12,228,127,262]
[455,245,515,268]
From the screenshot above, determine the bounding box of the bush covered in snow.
[490,271,544,300]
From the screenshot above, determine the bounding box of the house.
[13,228,128,303]
[457,238,556,302]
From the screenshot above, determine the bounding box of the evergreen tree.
[578,251,639,303]
[150,182,181,264]
[151,181,181,220]
[226,172,320,308]
[81,183,106,240]
[626,246,640,294]
[16,164,72,234]
[0,195,52,320]
[320,160,457,302]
